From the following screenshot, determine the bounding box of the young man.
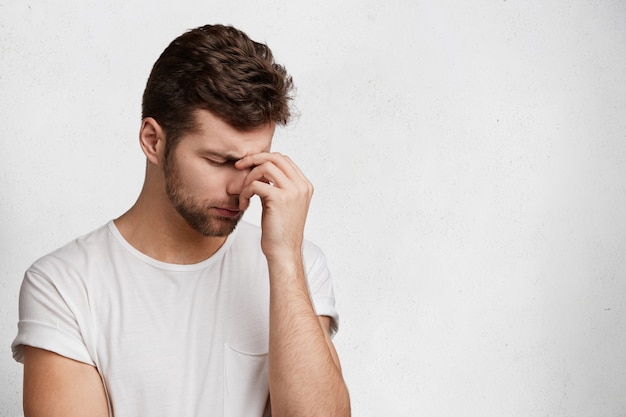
[12,24,350,417]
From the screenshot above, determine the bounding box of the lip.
[213,207,242,218]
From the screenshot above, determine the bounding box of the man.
[12,24,350,417]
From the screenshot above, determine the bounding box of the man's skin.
[22,109,351,416]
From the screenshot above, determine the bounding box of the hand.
[236,152,313,260]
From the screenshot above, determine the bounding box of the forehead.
[180,109,275,156]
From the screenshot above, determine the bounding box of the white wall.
[2,1,626,416]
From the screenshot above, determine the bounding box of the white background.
[2,1,626,416]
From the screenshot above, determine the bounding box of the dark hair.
[142,24,294,150]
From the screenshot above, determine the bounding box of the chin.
[194,216,241,237]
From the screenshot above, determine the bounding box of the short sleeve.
[12,268,94,365]
[302,241,339,337]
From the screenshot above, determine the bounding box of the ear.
[139,117,166,165]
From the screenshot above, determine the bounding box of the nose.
[226,165,250,196]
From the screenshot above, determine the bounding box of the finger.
[239,180,276,211]
[239,153,314,197]
[268,153,313,196]
[242,160,290,190]
[279,154,310,185]
[236,152,300,180]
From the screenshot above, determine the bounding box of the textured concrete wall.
[1,1,626,416]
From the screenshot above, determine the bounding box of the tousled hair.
[142,24,294,154]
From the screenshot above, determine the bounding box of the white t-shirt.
[12,220,338,417]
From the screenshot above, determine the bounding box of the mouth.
[213,207,242,218]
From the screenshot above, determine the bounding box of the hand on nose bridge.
[227,164,251,195]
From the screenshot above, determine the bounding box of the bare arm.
[23,346,109,417]
[268,258,350,416]
[237,153,351,416]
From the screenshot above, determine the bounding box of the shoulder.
[28,223,112,280]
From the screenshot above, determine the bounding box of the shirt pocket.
[223,344,269,417]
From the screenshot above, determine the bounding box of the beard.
[164,157,243,237]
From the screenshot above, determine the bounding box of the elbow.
[335,383,352,417]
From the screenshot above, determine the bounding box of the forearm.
[267,255,350,417]
[236,151,350,414]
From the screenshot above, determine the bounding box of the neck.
[115,186,228,265]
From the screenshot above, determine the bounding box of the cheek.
[185,166,231,192]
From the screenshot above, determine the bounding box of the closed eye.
[202,150,241,166]
[206,158,237,168]
[206,158,226,165]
